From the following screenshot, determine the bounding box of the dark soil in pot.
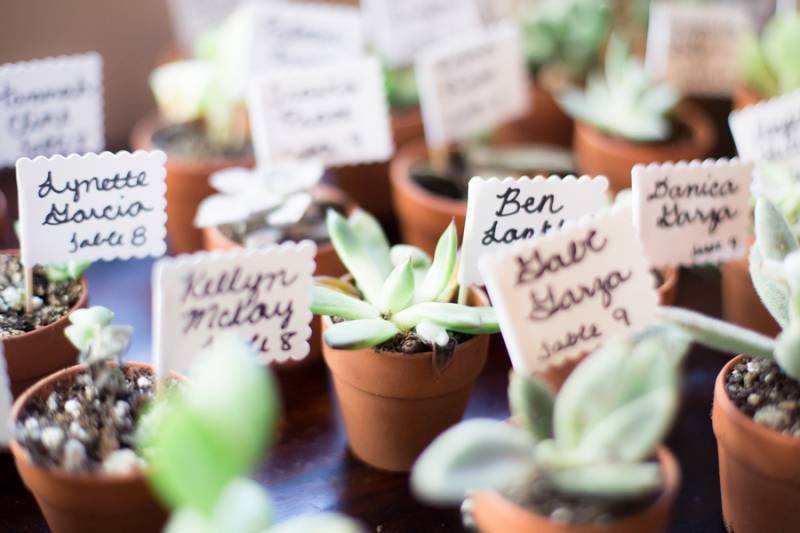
[150,122,252,161]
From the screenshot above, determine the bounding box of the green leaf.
[415,221,458,303]
[755,197,799,261]
[347,208,392,279]
[390,244,431,269]
[392,302,483,332]
[410,419,536,505]
[311,285,380,320]
[69,306,114,327]
[749,244,790,327]
[268,513,364,533]
[378,260,415,315]
[326,210,387,305]
[741,32,779,98]
[164,508,213,533]
[415,321,450,347]
[508,372,554,442]
[548,462,662,500]
[211,478,273,533]
[64,324,95,352]
[775,324,800,381]
[323,319,399,350]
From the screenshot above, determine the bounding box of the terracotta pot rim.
[10,362,156,484]
[713,354,800,448]
[0,250,89,346]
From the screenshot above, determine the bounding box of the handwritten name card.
[362,0,482,67]
[416,23,529,147]
[479,205,659,373]
[248,56,394,167]
[460,175,609,287]
[730,90,800,164]
[0,53,104,167]
[646,1,751,97]
[153,243,316,377]
[16,150,167,267]
[632,159,753,268]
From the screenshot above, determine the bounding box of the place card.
[0,53,104,167]
[152,243,317,377]
[479,204,659,374]
[632,159,753,268]
[730,90,800,165]
[248,56,393,167]
[460,175,609,287]
[167,0,244,52]
[361,0,482,67]
[16,150,167,267]
[416,22,529,147]
[646,1,752,97]
[0,347,11,445]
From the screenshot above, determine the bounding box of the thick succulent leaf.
[266,193,312,227]
[547,462,662,500]
[415,221,458,303]
[416,321,450,347]
[323,319,399,350]
[656,306,777,360]
[313,276,360,298]
[311,285,380,320]
[326,210,387,305]
[64,324,95,352]
[775,324,800,381]
[450,306,500,334]
[149,60,212,124]
[392,302,483,332]
[84,325,133,365]
[347,208,392,278]
[410,419,536,505]
[755,197,799,261]
[740,33,778,98]
[390,244,431,269]
[69,306,114,327]
[164,508,213,533]
[508,372,554,442]
[211,478,273,532]
[378,260,415,314]
[268,513,364,533]
[750,244,790,327]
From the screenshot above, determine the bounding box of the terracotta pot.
[536,266,679,392]
[720,242,781,338]
[130,113,255,255]
[201,184,352,367]
[471,446,680,533]
[1,250,89,398]
[328,106,423,233]
[732,86,763,111]
[321,286,491,472]
[573,102,716,195]
[10,363,167,533]
[713,354,800,533]
[494,83,573,148]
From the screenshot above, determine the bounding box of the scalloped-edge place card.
[479,204,659,374]
[0,53,104,167]
[416,22,529,146]
[632,159,753,268]
[248,56,394,167]
[361,0,482,67]
[0,346,11,445]
[460,175,609,287]
[646,1,751,97]
[16,150,167,267]
[152,242,317,378]
[730,90,800,164]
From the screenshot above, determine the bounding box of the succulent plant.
[558,35,680,142]
[65,306,133,366]
[520,0,610,81]
[411,325,690,507]
[141,334,363,533]
[311,209,498,363]
[384,64,419,109]
[741,14,800,99]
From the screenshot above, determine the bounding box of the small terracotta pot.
[732,86,763,111]
[713,354,800,533]
[328,106,423,232]
[720,241,781,338]
[1,250,89,398]
[536,266,679,392]
[131,114,255,255]
[201,184,352,367]
[494,83,573,148]
[10,363,167,533]
[321,286,491,472]
[573,102,716,195]
[471,446,680,533]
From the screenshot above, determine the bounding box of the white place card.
[362,0,483,67]
[0,347,11,445]
[479,205,659,374]
[646,1,752,97]
[416,23,529,147]
[632,159,753,268]
[730,90,800,164]
[0,53,104,167]
[16,150,167,267]
[248,56,394,167]
[153,243,317,378]
[460,175,609,287]
[167,0,244,52]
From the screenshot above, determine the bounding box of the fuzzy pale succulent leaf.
[415,321,450,347]
[414,220,458,303]
[65,306,131,364]
[310,286,380,320]
[390,244,431,269]
[743,15,800,98]
[378,260,415,315]
[546,462,662,500]
[508,373,554,442]
[46,260,91,283]
[323,318,399,350]
[326,210,388,305]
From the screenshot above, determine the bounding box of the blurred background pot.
[493,83,573,148]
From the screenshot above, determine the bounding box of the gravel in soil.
[151,121,252,160]
[0,255,82,337]
[14,365,156,474]
[726,356,800,436]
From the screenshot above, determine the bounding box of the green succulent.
[521,0,610,80]
[311,209,499,356]
[384,65,418,109]
[558,35,680,142]
[64,306,133,365]
[411,325,690,506]
[741,14,800,99]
